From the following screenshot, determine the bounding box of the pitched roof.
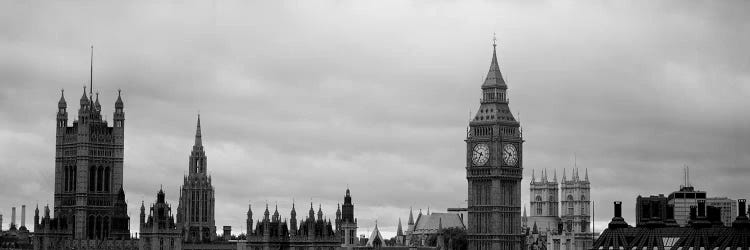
[366,223,386,247]
[412,213,465,233]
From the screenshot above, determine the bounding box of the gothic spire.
[585,168,589,182]
[89,45,93,96]
[553,169,558,182]
[195,114,202,146]
[531,169,535,182]
[563,168,567,182]
[482,34,507,89]
[397,217,403,236]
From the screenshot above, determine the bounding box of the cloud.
[0,0,749,238]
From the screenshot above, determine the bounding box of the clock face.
[472,143,490,166]
[503,144,518,166]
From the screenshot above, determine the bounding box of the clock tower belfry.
[465,39,523,250]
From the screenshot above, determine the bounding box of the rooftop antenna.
[89,45,93,95]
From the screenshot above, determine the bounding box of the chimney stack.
[21,205,26,228]
[615,201,622,218]
[608,201,629,229]
[733,199,750,228]
[11,207,16,228]
[740,199,747,217]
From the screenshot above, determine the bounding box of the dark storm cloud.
[1,0,749,237]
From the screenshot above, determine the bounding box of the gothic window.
[89,166,96,191]
[567,195,574,215]
[72,166,77,192]
[97,166,103,192]
[87,215,95,239]
[104,167,110,192]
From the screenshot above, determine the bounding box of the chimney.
[740,199,747,217]
[11,207,16,228]
[21,205,26,228]
[615,201,622,218]
[608,201,629,229]
[733,199,750,228]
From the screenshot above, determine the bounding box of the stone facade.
[465,41,523,250]
[523,168,592,250]
[139,189,182,250]
[176,116,217,243]
[34,88,136,250]
[244,189,358,250]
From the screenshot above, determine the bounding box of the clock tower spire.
[465,37,523,250]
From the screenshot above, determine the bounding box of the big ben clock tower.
[466,39,523,250]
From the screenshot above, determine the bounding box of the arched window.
[72,166,77,192]
[104,167,110,192]
[89,167,96,191]
[97,166,104,192]
[103,216,109,239]
[567,195,574,215]
[535,196,542,216]
[87,215,95,239]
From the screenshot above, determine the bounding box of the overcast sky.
[1,1,749,238]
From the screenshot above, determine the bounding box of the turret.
[309,203,315,220]
[113,89,124,129]
[290,203,297,236]
[317,204,323,221]
[140,201,146,226]
[335,203,341,230]
[273,204,280,222]
[33,205,39,232]
[94,92,101,117]
[342,188,355,223]
[57,89,68,129]
[264,204,270,222]
[78,87,90,122]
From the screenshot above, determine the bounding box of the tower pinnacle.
[90,45,93,96]
[195,114,202,146]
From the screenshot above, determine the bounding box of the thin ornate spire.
[90,45,93,95]
[194,114,202,146]
[482,33,506,88]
